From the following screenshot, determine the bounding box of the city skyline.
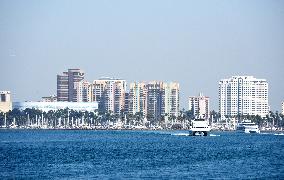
[1,0,284,111]
[1,66,281,112]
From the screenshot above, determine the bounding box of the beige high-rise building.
[128,81,179,120]
[73,80,91,102]
[189,93,210,119]
[163,82,179,117]
[0,91,12,113]
[90,78,126,114]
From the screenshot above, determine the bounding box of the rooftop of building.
[0,91,11,94]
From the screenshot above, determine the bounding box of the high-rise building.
[128,81,180,121]
[73,80,91,102]
[0,91,12,113]
[68,69,85,102]
[188,93,209,119]
[163,82,179,117]
[146,81,164,120]
[124,92,130,115]
[219,76,269,119]
[128,82,147,116]
[57,69,85,102]
[90,78,126,114]
[57,72,68,101]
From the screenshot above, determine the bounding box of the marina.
[1,0,283,179]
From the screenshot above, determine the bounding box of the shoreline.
[0,127,283,133]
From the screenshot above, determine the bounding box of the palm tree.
[270,111,276,127]
[0,112,5,126]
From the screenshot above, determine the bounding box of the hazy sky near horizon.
[1,0,284,111]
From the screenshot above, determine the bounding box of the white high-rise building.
[189,93,209,119]
[219,76,269,119]
[128,82,147,116]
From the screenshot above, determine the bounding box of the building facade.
[57,69,85,102]
[124,92,130,115]
[219,76,269,119]
[128,82,147,116]
[163,82,179,117]
[188,93,209,119]
[128,81,179,121]
[68,69,85,102]
[0,91,12,113]
[73,80,90,102]
[57,72,68,101]
[41,95,57,102]
[90,78,126,114]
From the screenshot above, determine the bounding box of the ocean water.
[0,130,283,179]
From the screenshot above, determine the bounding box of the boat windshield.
[194,119,206,121]
[243,123,256,126]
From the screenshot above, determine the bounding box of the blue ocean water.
[0,130,283,179]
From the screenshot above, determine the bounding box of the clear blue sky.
[1,0,283,111]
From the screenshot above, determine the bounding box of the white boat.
[236,120,260,133]
[189,119,211,136]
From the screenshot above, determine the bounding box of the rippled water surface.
[0,130,283,179]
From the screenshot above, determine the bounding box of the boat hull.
[189,130,210,136]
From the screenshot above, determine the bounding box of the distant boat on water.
[189,119,211,136]
[236,120,260,133]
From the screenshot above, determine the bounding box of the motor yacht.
[189,119,211,136]
[236,120,260,133]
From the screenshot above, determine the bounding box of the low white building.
[13,101,98,112]
[41,95,57,102]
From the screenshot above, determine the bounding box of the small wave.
[260,132,270,135]
[210,134,220,137]
[171,133,190,136]
[274,133,284,136]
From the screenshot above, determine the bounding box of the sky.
[0,0,284,111]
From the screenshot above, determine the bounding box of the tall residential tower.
[57,69,85,102]
[128,82,147,116]
[219,76,269,119]
[90,77,126,114]
[128,81,179,121]
[57,72,68,101]
[189,93,210,119]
